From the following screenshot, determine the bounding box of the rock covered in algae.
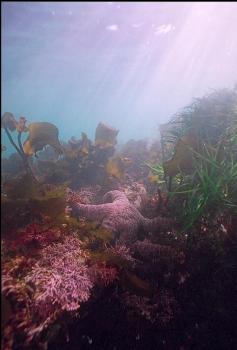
[23,122,63,156]
[95,122,119,149]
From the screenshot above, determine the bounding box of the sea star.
[67,190,172,244]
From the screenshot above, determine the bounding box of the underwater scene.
[1,2,237,350]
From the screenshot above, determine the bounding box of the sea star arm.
[70,202,113,221]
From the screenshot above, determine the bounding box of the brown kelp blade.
[95,122,119,149]
[163,130,199,177]
[23,122,63,156]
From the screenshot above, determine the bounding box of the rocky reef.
[1,88,237,350]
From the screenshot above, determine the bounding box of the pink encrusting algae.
[25,235,93,314]
[2,234,94,347]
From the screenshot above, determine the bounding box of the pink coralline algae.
[4,223,61,253]
[25,235,93,316]
[76,185,102,204]
[106,242,136,265]
[2,235,94,348]
[89,261,118,287]
[67,190,172,243]
[2,256,40,347]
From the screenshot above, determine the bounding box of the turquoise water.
[2,2,237,156]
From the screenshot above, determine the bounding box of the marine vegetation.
[2,113,34,179]
[23,122,63,157]
[1,114,63,183]
[94,122,119,149]
[1,87,237,350]
[158,88,237,230]
[29,122,121,189]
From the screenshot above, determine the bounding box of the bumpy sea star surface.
[68,190,171,243]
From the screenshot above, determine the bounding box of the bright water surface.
[2,2,237,155]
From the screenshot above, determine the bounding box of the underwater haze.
[2,1,237,155]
